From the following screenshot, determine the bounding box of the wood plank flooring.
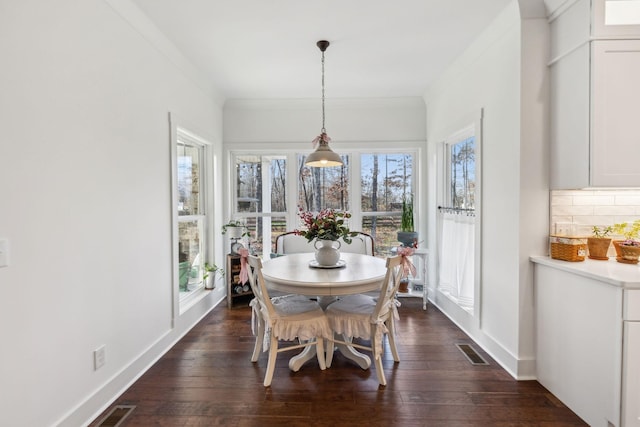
[91,298,587,426]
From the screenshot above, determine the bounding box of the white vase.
[314,239,341,266]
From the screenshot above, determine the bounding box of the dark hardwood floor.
[91,297,586,426]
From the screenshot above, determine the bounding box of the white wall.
[0,1,224,426]
[424,0,549,379]
[224,97,426,143]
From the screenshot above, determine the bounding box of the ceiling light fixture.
[305,40,343,168]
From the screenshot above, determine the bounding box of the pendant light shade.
[305,40,343,168]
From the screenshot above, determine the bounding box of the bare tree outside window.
[297,155,350,212]
[361,153,413,254]
[449,137,475,209]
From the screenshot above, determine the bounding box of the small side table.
[394,247,428,310]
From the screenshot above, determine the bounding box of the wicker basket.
[549,236,587,262]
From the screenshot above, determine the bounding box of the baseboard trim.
[55,291,225,427]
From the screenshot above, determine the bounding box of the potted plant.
[221,220,250,239]
[203,262,224,290]
[397,193,418,248]
[587,225,613,260]
[612,220,640,259]
[617,239,640,264]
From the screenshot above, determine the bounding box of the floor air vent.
[97,405,136,427]
[456,343,489,365]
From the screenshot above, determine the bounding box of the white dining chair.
[325,255,403,386]
[246,255,332,387]
[274,231,375,256]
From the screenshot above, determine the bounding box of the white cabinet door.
[623,321,640,427]
[591,40,640,187]
[550,43,591,189]
[535,265,622,426]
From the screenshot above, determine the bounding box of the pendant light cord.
[321,49,326,134]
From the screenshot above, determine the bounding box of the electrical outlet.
[94,345,106,370]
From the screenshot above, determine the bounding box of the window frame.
[170,116,214,316]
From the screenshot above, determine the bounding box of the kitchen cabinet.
[549,0,640,188]
[591,40,640,186]
[623,291,640,427]
[531,257,640,426]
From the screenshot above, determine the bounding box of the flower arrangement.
[295,208,357,243]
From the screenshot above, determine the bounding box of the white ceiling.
[131,0,544,100]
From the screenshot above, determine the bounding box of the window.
[231,147,419,257]
[360,153,414,254]
[173,125,211,304]
[447,135,475,209]
[437,116,481,314]
[233,155,288,255]
[297,154,350,212]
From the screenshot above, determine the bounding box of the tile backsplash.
[551,189,640,236]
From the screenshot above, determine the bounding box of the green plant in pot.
[397,193,418,248]
[221,220,250,239]
[612,220,640,261]
[587,225,613,260]
[203,262,224,290]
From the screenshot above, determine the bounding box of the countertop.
[530,256,640,289]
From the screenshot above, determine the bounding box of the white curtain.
[438,211,475,309]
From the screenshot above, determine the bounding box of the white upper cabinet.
[550,0,640,188]
[591,40,640,186]
[594,0,640,37]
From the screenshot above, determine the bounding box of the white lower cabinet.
[535,264,622,426]
[623,291,640,426]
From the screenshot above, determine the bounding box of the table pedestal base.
[288,333,371,372]
[287,295,372,372]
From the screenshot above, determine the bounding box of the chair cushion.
[325,294,377,339]
[269,297,332,343]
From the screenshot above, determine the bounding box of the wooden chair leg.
[264,334,279,387]
[325,335,335,368]
[315,338,326,370]
[251,318,265,362]
[386,318,400,363]
[372,327,387,386]
[374,354,387,386]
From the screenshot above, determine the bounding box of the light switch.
[0,239,8,268]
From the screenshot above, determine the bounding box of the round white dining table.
[262,252,386,297]
[262,252,387,371]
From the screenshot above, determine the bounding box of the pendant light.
[305,40,343,167]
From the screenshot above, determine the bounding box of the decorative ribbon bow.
[311,132,331,148]
[397,246,416,278]
[238,247,250,284]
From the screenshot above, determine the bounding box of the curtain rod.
[438,206,475,216]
